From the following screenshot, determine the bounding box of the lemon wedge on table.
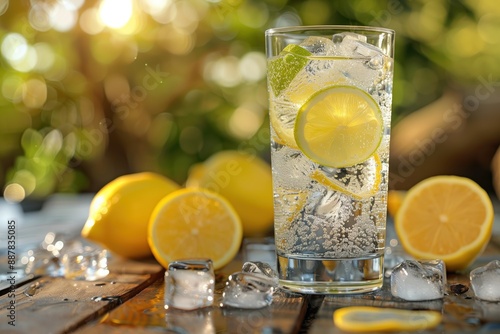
[148,188,243,270]
[294,85,383,168]
[81,172,180,259]
[395,175,494,272]
[334,306,442,332]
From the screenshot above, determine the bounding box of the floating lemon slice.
[395,175,494,272]
[311,154,381,199]
[333,306,442,332]
[294,85,382,168]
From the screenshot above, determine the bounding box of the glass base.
[277,254,384,294]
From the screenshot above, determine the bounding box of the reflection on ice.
[18,232,109,280]
[390,259,446,301]
[470,260,500,302]
[164,259,215,311]
[220,271,276,309]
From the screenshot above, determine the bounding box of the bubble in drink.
[470,260,500,302]
[164,259,215,310]
[390,260,446,301]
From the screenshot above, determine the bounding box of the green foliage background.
[0,0,499,200]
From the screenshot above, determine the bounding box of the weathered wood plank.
[75,265,307,333]
[0,265,163,334]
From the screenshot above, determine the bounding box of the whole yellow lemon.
[186,150,274,237]
[81,172,180,259]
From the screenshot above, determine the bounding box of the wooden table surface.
[1,195,500,334]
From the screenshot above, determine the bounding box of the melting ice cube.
[221,272,275,309]
[242,238,277,271]
[165,259,215,310]
[61,246,109,281]
[20,233,109,280]
[470,260,500,302]
[391,259,446,301]
[242,261,279,287]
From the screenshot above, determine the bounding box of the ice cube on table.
[300,36,336,56]
[20,233,109,280]
[61,246,109,281]
[470,260,500,302]
[242,261,279,286]
[390,259,446,301]
[221,272,276,309]
[164,259,215,310]
[242,238,277,271]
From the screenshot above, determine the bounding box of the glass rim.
[265,25,395,36]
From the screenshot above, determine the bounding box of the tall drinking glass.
[266,26,394,294]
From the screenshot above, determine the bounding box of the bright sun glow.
[99,0,133,29]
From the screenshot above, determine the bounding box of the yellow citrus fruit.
[81,172,180,259]
[186,150,274,237]
[294,85,383,168]
[387,190,406,217]
[395,175,494,272]
[148,188,243,270]
[311,154,381,199]
[333,306,442,332]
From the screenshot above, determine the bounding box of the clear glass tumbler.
[266,25,395,294]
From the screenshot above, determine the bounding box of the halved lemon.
[148,188,243,270]
[294,85,383,168]
[395,175,494,272]
[334,306,442,332]
[311,154,381,199]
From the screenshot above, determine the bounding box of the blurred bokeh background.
[1,0,500,205]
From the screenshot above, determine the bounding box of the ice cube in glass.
[165,259,215,310]
[390,259,445,301]
[470,260,500,302]
[221,272,275,309]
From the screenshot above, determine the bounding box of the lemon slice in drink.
[311,154,381,199]
[294,86,383,168]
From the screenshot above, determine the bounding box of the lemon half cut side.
[148,188,243,270]
[294,85,383,168]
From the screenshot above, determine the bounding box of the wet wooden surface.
[1,195,500,333]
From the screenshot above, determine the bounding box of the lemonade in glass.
[266,26,394,293]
